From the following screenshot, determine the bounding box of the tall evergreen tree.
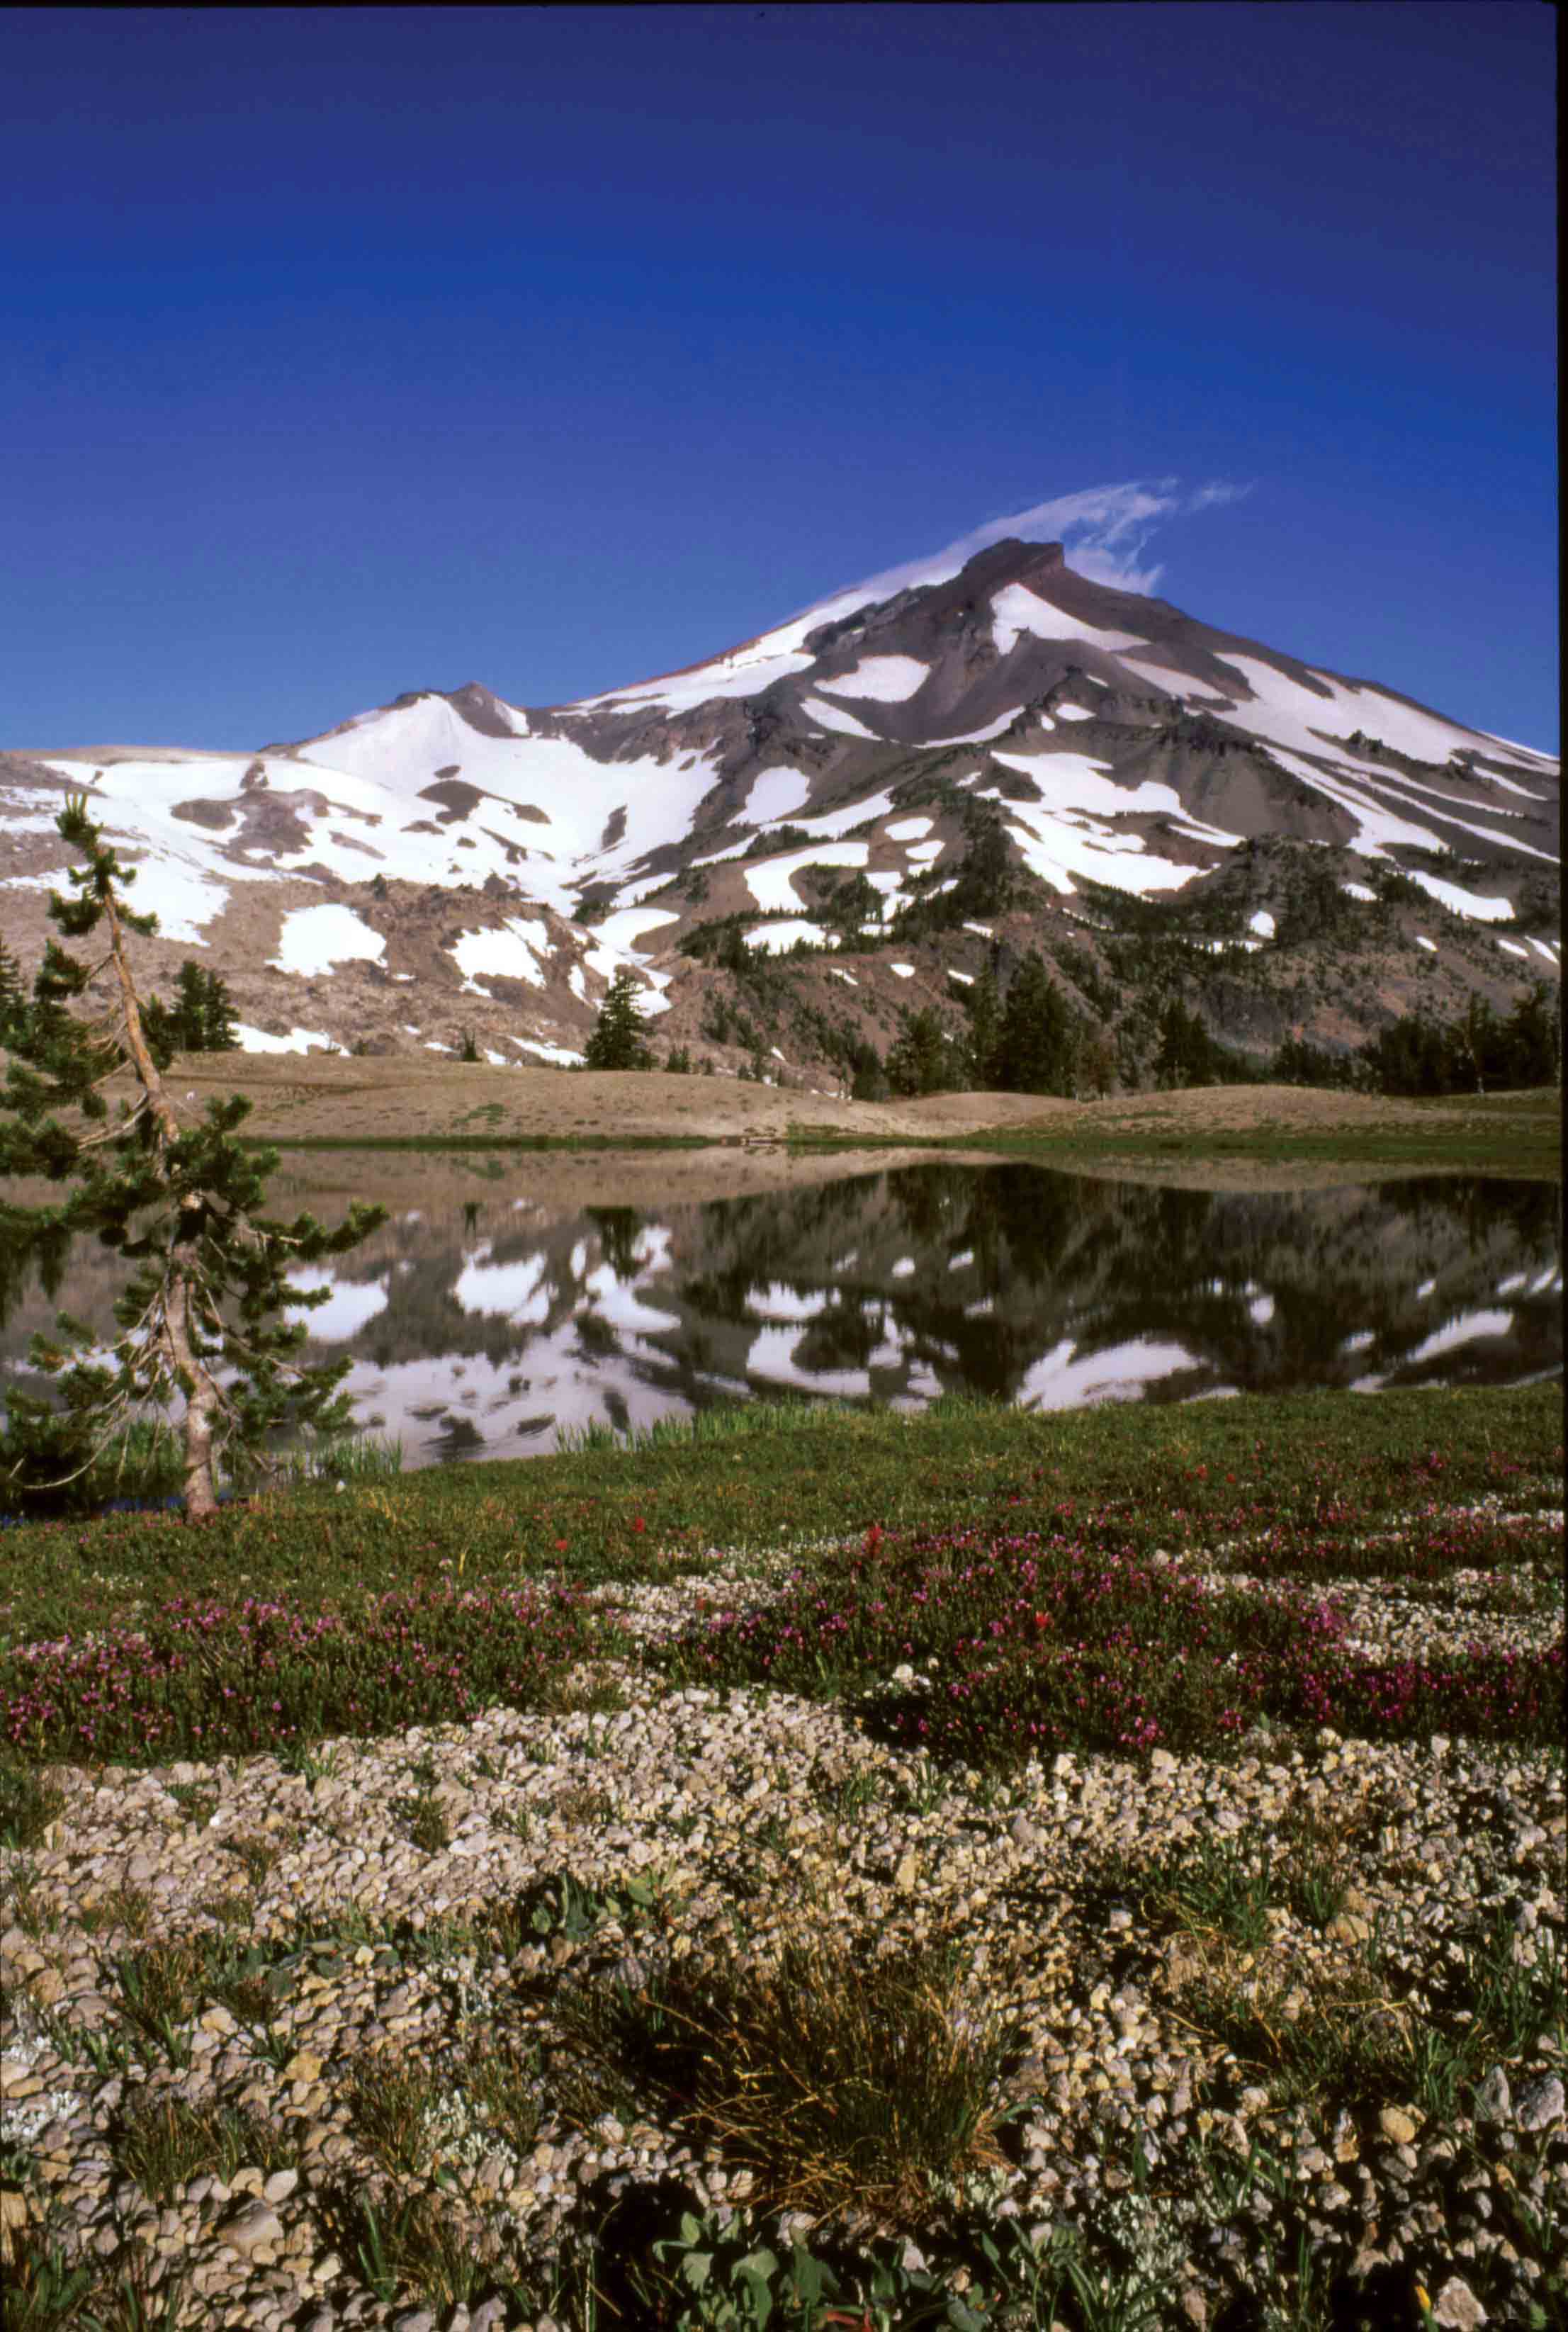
[0,935,27,1050]
[0,799,385,1519]
[584,969,655,1070]
[1154,998,1217,1090]
[995,952,1077,1095]
[885,1007,961,1097]
[962,967,1003,1090]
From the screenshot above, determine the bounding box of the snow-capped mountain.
[1,535,1558,1081]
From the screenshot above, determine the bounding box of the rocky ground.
[4,1503,1565,2331]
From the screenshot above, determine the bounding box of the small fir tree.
[0,799,385,1519]
[584,969,655,1070]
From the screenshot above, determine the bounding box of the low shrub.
[665,1524,1564,1764]
[0,1577,612,1764]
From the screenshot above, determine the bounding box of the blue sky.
[2,3,1557,751]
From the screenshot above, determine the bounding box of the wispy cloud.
[833,478,1254,609]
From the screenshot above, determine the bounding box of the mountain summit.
[1,537,1557,1085]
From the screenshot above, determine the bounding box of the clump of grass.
[560,1930,1018,2225]
[316,2183,491,2316]
[1139,1835,1275,1954]
[553,1397,835,1457]
[218,1834,280,1888]
[1275,1807,1353,1931]
[344,2056,451,2180]
[0,1754,65,1850]
[113,2095,299,2203]
[2,2206,101,2326]
[111,1937,215,2062]
[1177,1966,1414,2119]
[164,1781,217,1829]
[79,1885,153,1940]
[193,1887,254,1930]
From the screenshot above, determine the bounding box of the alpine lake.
[4,1150,1559,1470]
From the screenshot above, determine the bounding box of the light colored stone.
[220,2199,283,2255]
[1431,2275,1487,2329]
[1514,2073,1564,2132]
[1474,2067,1511,2124]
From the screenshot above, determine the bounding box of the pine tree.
[0,799,385,1519]
[995,952,1077,1095]
[962,967,1003,1089]
[142,961,239,1061]
[584,969,654,1070]
[885,1007,961,1097]
[1154,999,1217,1090]
[0,935,28,1051]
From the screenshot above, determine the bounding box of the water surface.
[3,1160,1559,1469]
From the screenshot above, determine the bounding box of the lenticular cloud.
[835,478,1254,608]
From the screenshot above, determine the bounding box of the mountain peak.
[948,536,1068,591]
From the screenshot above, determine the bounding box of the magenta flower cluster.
[668,1524,1564,1765]
[1,1579,604,1762]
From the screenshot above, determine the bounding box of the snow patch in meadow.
[891,963,916,979]
[269,903,386,977]
[1248,909,1275,938]
[815,655,928,702]
[233,1023,344,1056]
[886,817,934,841]
[1342,882,1376,903]
[1415,936,1437,953]
[947,968,974,985]
[1054,703,1096,721]
[1496,937,1530,959]
[509,1036,587,1066]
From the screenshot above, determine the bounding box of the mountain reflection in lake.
[1,1164,1559,1468]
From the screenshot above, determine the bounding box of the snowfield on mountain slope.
[270,902,387,976]
[990,580,1151,656]
[813,654,930,702]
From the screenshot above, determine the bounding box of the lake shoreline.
[134,1057,1562,1177]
